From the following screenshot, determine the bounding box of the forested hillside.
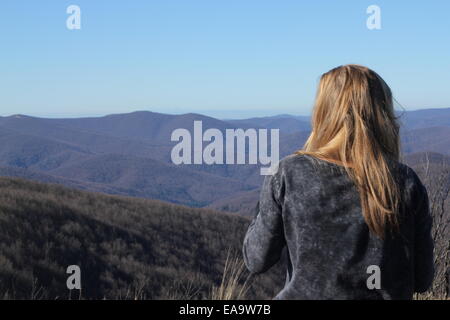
[0,177,283,299]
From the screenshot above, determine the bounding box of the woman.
[242,64,435,299]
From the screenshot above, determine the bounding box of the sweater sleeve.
[413,179,435,293]
[242,169,286,274]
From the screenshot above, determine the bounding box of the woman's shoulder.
[271,153,325,177]
[278,153,312,166]
[393,161,428,196]
[277,153,348,172]
[276,153,314,170]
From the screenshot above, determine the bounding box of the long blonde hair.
[297,64,401,238]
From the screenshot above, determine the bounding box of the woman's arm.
[242,171,286,274]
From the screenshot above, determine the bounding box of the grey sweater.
[243,154,435,300]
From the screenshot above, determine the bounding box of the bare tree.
[415,153,450,299]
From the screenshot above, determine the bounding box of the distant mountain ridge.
[0,107,449,213]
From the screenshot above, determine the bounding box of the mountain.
[48,153,256,206]
[0,108,449,212]
[401,126,450,154]
[207,189,260,217]
[0,114,172,162]
[227,115,311,134]
[0,177,283,299]
[0,165,131,195]
[396,107,450,130]
[46,111,239,144]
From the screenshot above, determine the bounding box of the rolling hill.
[48,153,256,206]
[0,177,283,299]
[401,126,450,154]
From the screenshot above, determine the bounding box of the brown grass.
[210,251,250,300]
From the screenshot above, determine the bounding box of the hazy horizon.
[1,105,450,120]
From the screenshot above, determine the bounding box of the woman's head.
[298,64,401,237]
[306,64,399,160]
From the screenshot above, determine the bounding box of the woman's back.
[243,154,434,299]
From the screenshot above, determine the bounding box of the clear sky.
[1,0,449,118]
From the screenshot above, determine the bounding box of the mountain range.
[0,107,449,213]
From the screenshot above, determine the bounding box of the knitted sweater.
[243,154,434,299]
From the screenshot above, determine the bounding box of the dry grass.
[210,252,250,300]
[162,250,252,300]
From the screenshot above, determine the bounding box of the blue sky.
[1,0,449,118]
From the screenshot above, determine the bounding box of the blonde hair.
[297,64,401,238]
